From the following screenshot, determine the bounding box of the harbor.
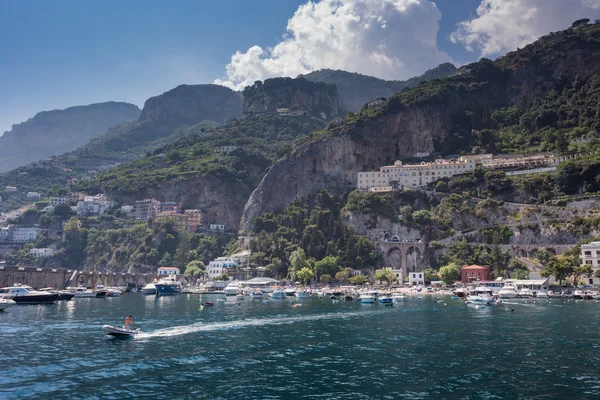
[2,288,600,399]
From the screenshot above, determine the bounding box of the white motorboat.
[103,325,139,337]
[235,293,245,300]
[295,290,311,299]
[392,293,407,302]
[248,290,264,300]
[498,284,518,299]
[359,293,376,303]
[0,285,59,304]
[141,283,157,295]
[74,286,96,298]
[269,288,286,299]
[536,290,549,299]
[284,287,296,296]
[0,298,16,311]
[466,286,494,306]
[518,288,534,298]
[224,282,241,296]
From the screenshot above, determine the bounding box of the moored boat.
[284,287,296,297]
[518,288,534,298]
[536,290,549,299]
[224,282,242,296]
[269,288,286,299]
[141,282,157,295]
[0,298,16,311]
[453,288,468,298]
[498,284,518,299]
[378,295,393,304]
[358,293,376,303]
[392,293,407,302]
[0,285,58,304]
[74,286,96,298]
[466,286,494,306]
[155,276,183,296]
[295,290,311,299]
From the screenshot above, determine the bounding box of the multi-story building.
[157,209,206,233]
[207,257,237,280]
[159,201,182,214]
[11,226,41,243]
[30,248,54,257]
[5,186,17,193]
[358,156,482,191]
[0,226,13,242]
[133,199,160,220]
[580,241,600,285]
[49,197,68,206]
[209,224,225,232]
[27,192,42,199]
[157,266,180,276]
[76,199,114,216]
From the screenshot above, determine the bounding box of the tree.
[423,267,439,283]
[184,260,205,277]
[53,203,72,220]
[216,273,229,281]
[349,275,368,285]
[375,269,396,286]
[439,263,461,286]
[160,252,174,266]
[511,268,530,280]
[595,270,600,279]
[320,274,332,283]
[542,256,573,285]
[573,264,593,286]
[296,267,314,285]
[289,248,310,281]
[174,232,191,268]
[314,256,341,280]
[536,249,552,265]
[335,270,349,284]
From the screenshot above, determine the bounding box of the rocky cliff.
[303,63,457,112]
[242,77,341,119]
[240,22,600,231]
[0,102,140,172]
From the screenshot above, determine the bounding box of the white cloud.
[215,0,452,90]
[451,0,600,57]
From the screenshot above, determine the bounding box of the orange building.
[460,264,491,283]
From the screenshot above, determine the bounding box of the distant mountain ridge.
[0,102,141,172]
[302,63,457,112]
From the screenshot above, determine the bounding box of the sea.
[1,294,600,399]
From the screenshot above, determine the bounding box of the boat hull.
[0,299,16,310]
[155,284,182,296]
[103,325,139,337]
[58,292,74,301]
[9,293,58,304]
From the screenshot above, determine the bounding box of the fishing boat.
[141,282,157,295]
[269,288,286,299]
[358,293,376,303]
[155,275,183,296]
[0,285,59,304]
[0,298,16,311]
[103,325,139,337]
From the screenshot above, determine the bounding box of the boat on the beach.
[103,325,139,337]
[0,298,16,311]
[0,285,59,304]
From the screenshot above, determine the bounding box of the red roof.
[461,264,489,270]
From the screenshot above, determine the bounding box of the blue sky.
[1,0,597,133]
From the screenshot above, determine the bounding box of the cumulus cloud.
[451,0,600,57]
[214,0,452,90]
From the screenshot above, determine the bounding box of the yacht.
[0,298,16,310]
[498,284,518,299]
[518,288,534,298]
[466,286,494,306]
[358,293,376,303]
[248,289,264,300]
[269,288,286,299]
[39,287,74,301]
[284,287,297,297]
[95,285,110,298]
[295,290,311,300]
[0,285,59,304]
[74,287,97,298]
[141,282,157,295]
[155,275,183,296]
[224,282,242,296]
[392,293,407,302]
[536,290,549,299]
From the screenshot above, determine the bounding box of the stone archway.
[516,248,528,258]
[406,246,422,273]
[546,248,557,256]
[384,233,390,241]
[529,248,538,259]
[386,247,403,271]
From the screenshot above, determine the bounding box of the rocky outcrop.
[0,102,140,172]
[242,77,341,119]
[139,84,242,125]
[303,63,457,112]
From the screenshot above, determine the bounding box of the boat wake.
[138,310,376,339]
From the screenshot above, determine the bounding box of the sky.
[1,0,599,134]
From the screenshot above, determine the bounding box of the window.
[586,260,593,265]
[585,251,592,256]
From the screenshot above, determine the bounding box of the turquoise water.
[1,294,600,399]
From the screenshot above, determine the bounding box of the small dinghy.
[203,301,214,306]
[103,325,139,337]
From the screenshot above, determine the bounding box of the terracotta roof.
[461,265,489,270]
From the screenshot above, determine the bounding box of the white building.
[27,192,42,199]
[121,205,134,213]
[49,197,68,206]
[11,226,41,243]
[30,248,54,257]
[358,155,483,191]
[375,267,403,284]
[157,266,180,276]
[5,186,17,193]
[209,224,225,232]
[580,241,600,285]
[207,257,237,280]
[0,226,11,242]
[76,199,115,216]
[409,272,425,286]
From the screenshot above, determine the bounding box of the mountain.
[0,102,140,172]
[240,21,600,230]
[302,63,456,112]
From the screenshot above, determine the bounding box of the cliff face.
[242,77,341,119]
[240,23,600,231]
[303,63,457,112]
[0,102,140,172]
[139,84,242,125]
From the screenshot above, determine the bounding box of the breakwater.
[0,265,191,288]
